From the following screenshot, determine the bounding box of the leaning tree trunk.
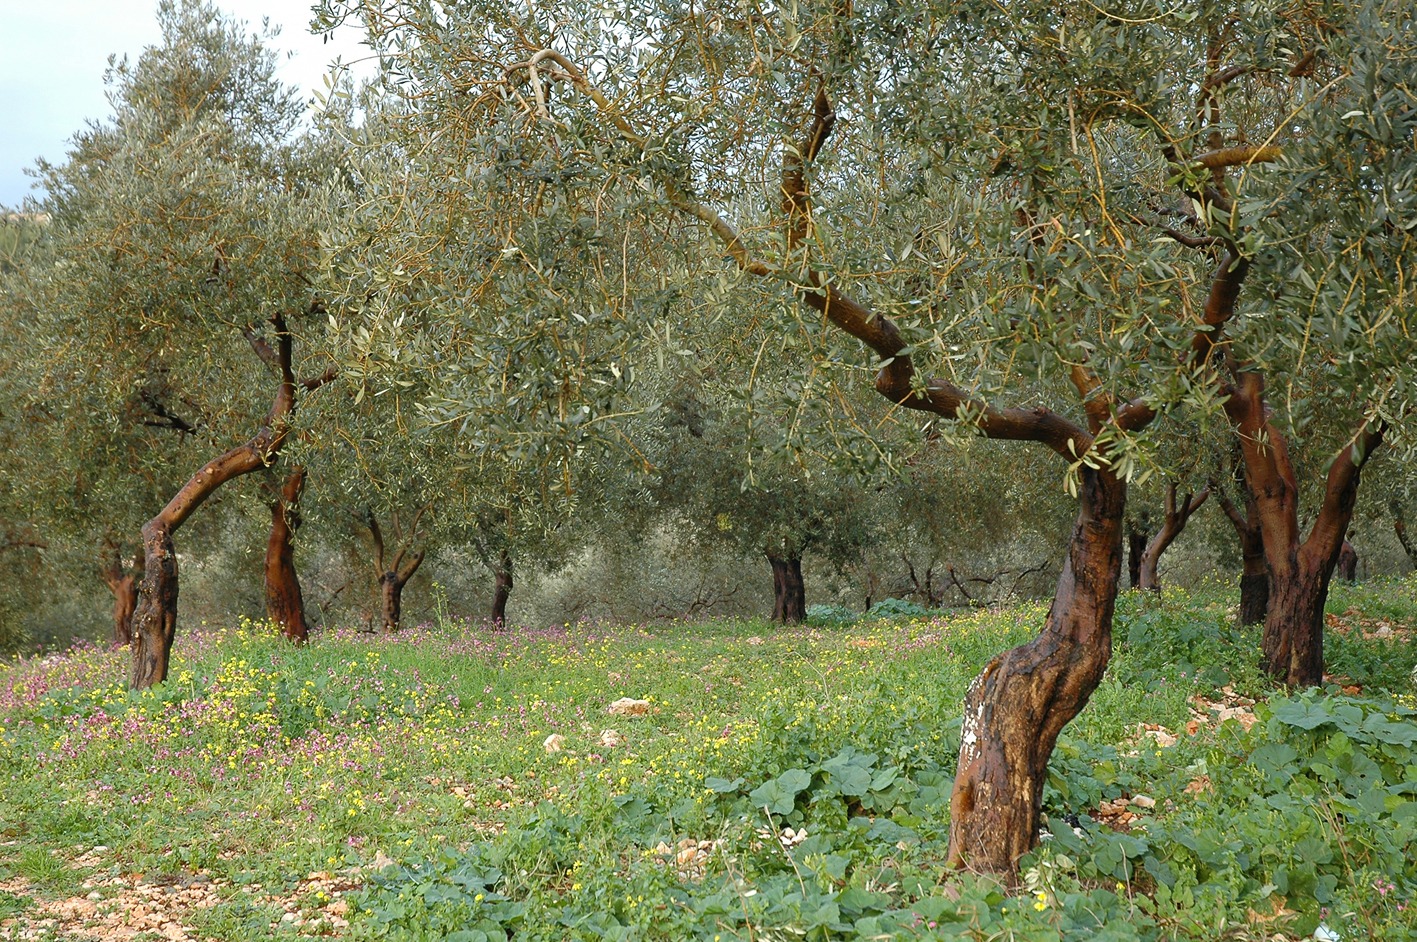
[1136,483,1209,593]
[100,549,141,648]
[768,554,806,624]
[491,549,513,628]
[265,467,309,642]
[947,465,1127,872]
[130,314,312,690]
[649,72,1157,876]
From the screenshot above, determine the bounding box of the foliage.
[2,587,1415,938]
[0,0,348,653]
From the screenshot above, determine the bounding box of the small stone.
[86,891,103,901]
[607,697,651,717]
[1131,795,1156,809]
[543,734,566,753]
[599,729,623,748]
[1145,728,1178,748]
[280,912,297,923]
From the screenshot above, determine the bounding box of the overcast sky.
[1,0,373,208]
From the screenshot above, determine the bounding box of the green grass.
[1,579,1415,940]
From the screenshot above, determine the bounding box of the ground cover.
[1,580,1415,941]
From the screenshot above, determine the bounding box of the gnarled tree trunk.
[100,547,142,648]
[1136,483,1210,592]
[1225,372,1383,686]
[946,466,1126,871]
[130,313,332,689]
[491,549,513,628]
[768,553,806,624]
[265,467,309,642]
[647,72,1158,875]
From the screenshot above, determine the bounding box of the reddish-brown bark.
[1224,372,1383,685]
[948,465,1126,870]
[1337,541,1358,583]
[130,312,334,689]
[100,546,142,648]
[768,554,806,624]
[265,467,309,642]
[1136,483,1210,592]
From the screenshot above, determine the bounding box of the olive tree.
[28,0,345,687]
[324,0,1415,874]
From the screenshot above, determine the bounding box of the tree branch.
[363,508,386,574]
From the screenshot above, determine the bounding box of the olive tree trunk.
[652,74,1158,875]
[768,553,806,624]
[1136,483,1210,592]
[362,506,428,634]
[100,547,142,648]
[1395,512,1417,570]
[1225,372,1383,686]
[491,549,513,628]
[265,467,309,642]
[1337,541,1358,583]
[946,466,1126,870]
[1126,524,1148,588]
[130,313,332,689]
[1217,476,1269,626]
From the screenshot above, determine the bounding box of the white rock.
[1314,924,1341,942]
[543,734,566,753]
[599,729,623,747]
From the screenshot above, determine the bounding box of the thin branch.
[1161,227,1222,250]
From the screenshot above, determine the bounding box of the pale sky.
[0,0,374,208]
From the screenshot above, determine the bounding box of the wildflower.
[1033,890,1048,911]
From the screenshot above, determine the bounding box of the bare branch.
[1162,227,1222,250]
